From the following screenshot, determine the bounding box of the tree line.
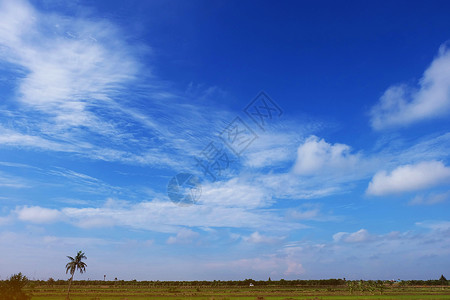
[7,277,448,287]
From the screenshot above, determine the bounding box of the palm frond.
[65,251,87,276]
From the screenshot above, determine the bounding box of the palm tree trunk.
[66,273,74,300]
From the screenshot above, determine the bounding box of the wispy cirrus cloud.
[0,170,31,188]
[0,125,74,151]
[0,0,139,126]
[409,190,450,206]
[0,0,143,157]
[0,0,229,170]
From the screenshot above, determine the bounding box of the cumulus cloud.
[367,161,450,196]
[284,260,305,275]
[370,44,450,129]
[167,228,199,245]
[283,223,450,279]
[242,232,284,244]
[333,229,372,243]
[15,206,62,223]
[293,135,360,175]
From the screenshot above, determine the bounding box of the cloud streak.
[11,197,303,234]
[409,191,450,205]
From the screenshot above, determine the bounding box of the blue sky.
[1,0,450,281]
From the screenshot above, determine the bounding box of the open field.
[25,283,450,300]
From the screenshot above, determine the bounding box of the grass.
[25,283,450,300]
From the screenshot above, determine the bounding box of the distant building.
[249,283,254,287]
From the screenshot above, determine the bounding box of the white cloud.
[0,126,72,151]
[2,221,449,280]
[293,135,360,175]
[0,1,242,172]
[258,131,450,201]
[0,170,30,188]
[409,191,450,205]
[0,0,139,128]
[367,161,450,196]
[13,197,302,233]
[200,178,273,208]
[285,203,339,222]
[370,44,450,129]
[0,0,186,168]
[333,229,372,243]
[243,232,284,244]
[415,220,450,231]
[398,132,450,163]
[15,206,62,223]
[166,228,199,245]
[242,126,306,169]
[244,146,292,169]
[0,215,13,225]
[284,260,306,276]
[283,223,450,279]
[287,207,320,220]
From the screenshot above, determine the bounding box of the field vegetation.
[2,254,449,299]
[2,275,450,300]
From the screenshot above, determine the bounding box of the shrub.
[0,273,31,300]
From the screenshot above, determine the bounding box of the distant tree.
[47,277,55,286]
[65,250,87,300]
[268,277,271,282]
[0,272,31,300]
[440,275,447,283]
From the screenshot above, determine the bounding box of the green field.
[25,283,450,300]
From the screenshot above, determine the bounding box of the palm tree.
[65,250,87,299]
